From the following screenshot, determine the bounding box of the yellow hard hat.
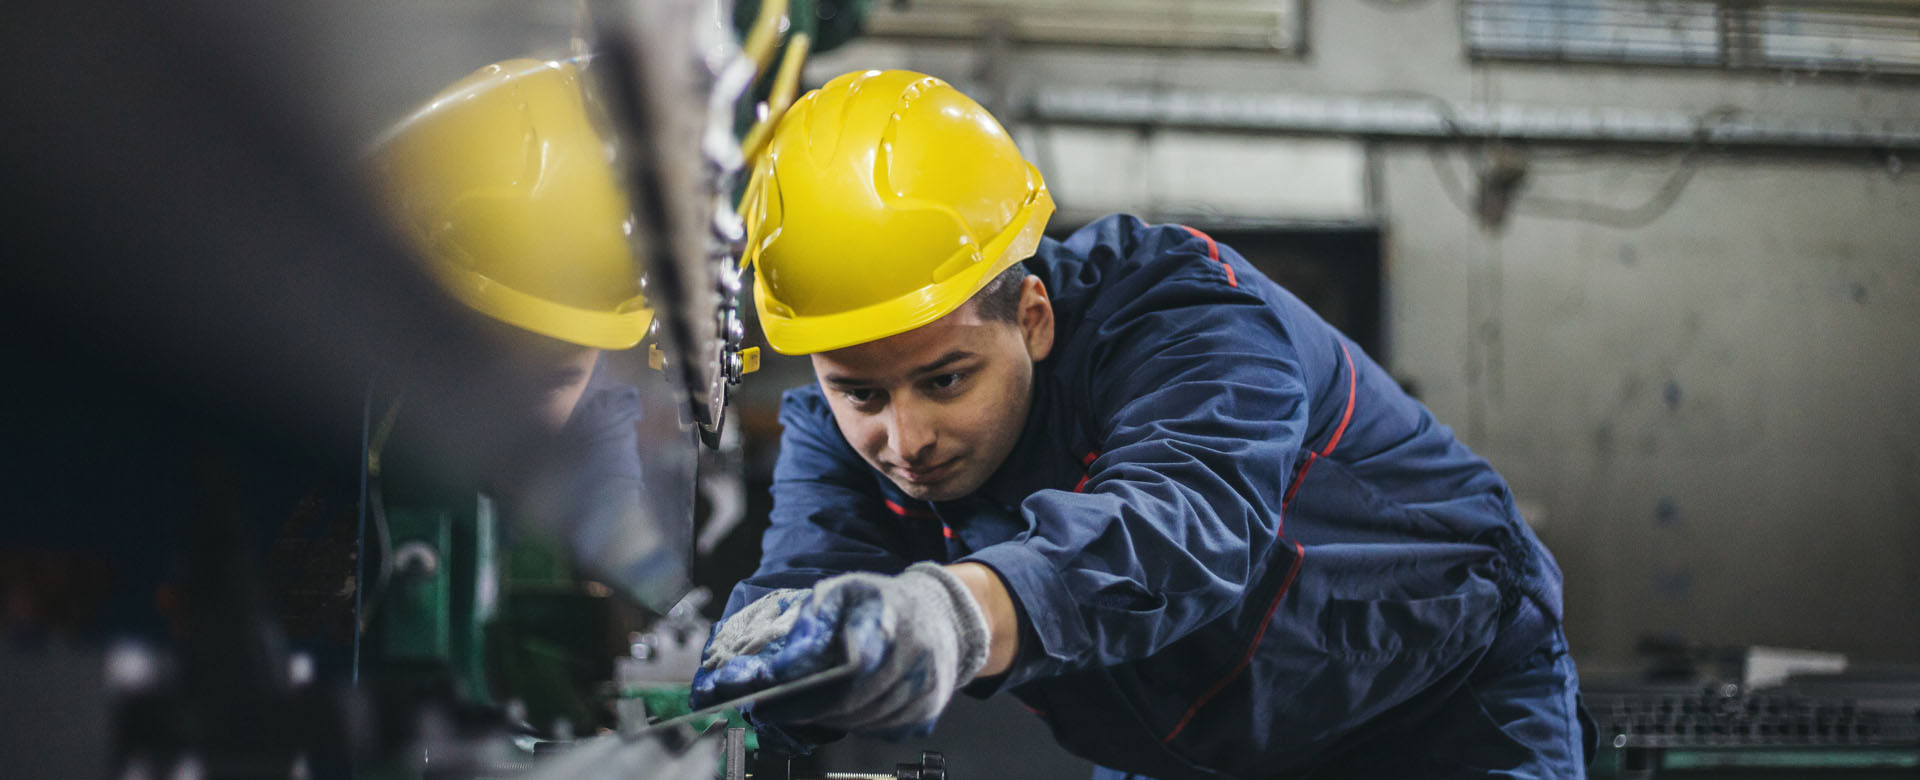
[742,69,1054,355]
[373,59,652,351]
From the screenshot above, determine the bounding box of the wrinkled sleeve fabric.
[963,233,1313,693]
[721,388,914,617]
[539,372,693,612]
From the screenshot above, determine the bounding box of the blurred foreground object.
[0,0,855,776]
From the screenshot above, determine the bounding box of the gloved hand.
[692,563,989,742]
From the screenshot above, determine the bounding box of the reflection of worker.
[373,59,657,581]
[374,57,654,365]
[481,320,604,435]
[694,70,1591,779]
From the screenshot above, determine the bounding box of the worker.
[691,69,1593,779]
[371,58,665,593]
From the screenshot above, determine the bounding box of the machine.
[0,0,935,778]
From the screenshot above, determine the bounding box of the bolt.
[725,311,746,344]
[393,542,440,577]
[723,352,743,384]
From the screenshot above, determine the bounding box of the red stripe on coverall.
[1177,225,1238,288]
[1162,343,1359,743]
[884,499,933,518]
[1283,341,1358,509]
[1073,450,1100,493]
[1161,542,1306,743]
[885,498,952,539]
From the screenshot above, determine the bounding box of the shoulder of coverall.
[1028,213,1302,405]
[1032,213,1265,323]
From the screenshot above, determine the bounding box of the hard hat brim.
[434,261,654,351]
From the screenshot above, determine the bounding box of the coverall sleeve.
[721,389,916,616]
[963,242,1313,691]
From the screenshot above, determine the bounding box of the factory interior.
[4,0,1918,778]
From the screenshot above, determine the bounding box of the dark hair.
[969,261,1031,323]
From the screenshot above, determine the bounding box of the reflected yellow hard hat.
[742,69,1054,355]
[373,59,652,351]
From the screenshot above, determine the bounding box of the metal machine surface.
[1588,670,1920,779]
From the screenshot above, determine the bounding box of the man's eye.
[844,388,878,404]
[930,373,964,391]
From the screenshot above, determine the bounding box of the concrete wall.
[810,0,1920,665]
[1380,147,1920,665]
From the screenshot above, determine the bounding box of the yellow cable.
[740,0,791,76]
[740,32,813,162]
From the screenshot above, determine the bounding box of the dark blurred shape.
[0,550,114,639]
[1,0,535,469]
[0,0,616,775]
[1,645,112,780]
[0,0,884,772]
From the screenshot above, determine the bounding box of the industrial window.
[861,0,1303,52]
[1464,0,1920,76]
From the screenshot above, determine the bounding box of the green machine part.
[623,682,759,779]
[624,683,758,752]
[379,496,499,704]
[375,490,637,735]
[491,530,619,734]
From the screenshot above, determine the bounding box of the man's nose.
[887,400,937,463]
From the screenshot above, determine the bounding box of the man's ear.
[1018,275,1054,362]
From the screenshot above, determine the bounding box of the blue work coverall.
[724,215,1592,779]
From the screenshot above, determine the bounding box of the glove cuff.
[903,562,991,686]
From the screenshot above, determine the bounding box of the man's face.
[486,323,601,433]
[811,277,1054,502]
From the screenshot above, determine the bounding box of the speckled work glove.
[700,587,809,667]
[692,562,990,744]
